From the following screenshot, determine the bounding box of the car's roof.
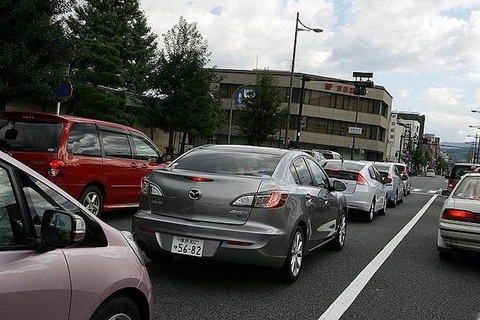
[189,144,289,156]
[0,111,145,134]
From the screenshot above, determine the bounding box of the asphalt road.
[103,175,480,320]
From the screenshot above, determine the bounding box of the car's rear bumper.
[132,210,291,268]
[438,220,480,252]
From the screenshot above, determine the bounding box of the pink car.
[0,151,152,319]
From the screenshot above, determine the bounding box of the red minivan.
[0,111,168,217]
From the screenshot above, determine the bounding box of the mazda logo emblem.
[188,188,202,200]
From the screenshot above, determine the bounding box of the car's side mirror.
[40,210,86,250]
[162,154,172,163]
[332,179,347,192]
[384,177,392,184]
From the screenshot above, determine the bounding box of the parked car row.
[0,110,416,318]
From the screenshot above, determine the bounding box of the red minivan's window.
[0,119,62,152]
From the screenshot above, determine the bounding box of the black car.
[442,163,480,195]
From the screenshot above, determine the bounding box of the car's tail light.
[141,178,163,197]
[255,192,288,208]
[442,209,476,223]
[232,191,288,208]
[448,182,455,189]
[47,159,65,177]
[357,173,367,185]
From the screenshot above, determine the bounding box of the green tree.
[0,0,72,111]
[151,17,224,155]
[237,71,288,146]
[66,0,158,124]
[411,147,426,174]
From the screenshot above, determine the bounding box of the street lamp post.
[295,75,311,148]
[350,72,374,160]
[284,12,323,148]
[468,125,480,163]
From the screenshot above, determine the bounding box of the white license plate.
[171,236,204,257]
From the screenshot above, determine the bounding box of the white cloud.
[139,0,480,142]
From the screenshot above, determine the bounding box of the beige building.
[215,68,393,161]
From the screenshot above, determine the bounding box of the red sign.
[324,83,355,94]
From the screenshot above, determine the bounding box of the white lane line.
[318,195,438,320]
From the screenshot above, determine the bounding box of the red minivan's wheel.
[80,185,104,217]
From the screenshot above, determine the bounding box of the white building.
[386,113,421,163]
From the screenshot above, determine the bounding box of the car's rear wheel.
[80,185,103,217]
[365,200,375,222]
[279,226,304,283]
[390,192,397,208]
[91,294,141,320]
[329,211,347,251]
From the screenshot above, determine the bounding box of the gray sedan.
[438,172,480,260]
[132,145,348,283]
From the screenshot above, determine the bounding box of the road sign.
[53,81,73,102]
[232,85,254,108]
[349,127,362,135]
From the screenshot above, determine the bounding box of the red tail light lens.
[357,173,367,185]
[442,209,475,222]
[448,182,455,189]
[48,159,65,177]
[232,191,288,208]
[255,191,288,208]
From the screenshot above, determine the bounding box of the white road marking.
[318,195,438,320]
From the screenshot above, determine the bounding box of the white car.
[438,173,480,260]
[426,169,436,177]
[322,160,387,222]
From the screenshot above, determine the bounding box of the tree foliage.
[66,0,157,124]
[151,17,225,154]
[237,71,288,146]
[0,0,73,110]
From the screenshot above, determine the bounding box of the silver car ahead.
[437,173,480,260]
[373,162,404,208]
[322,160,387,222]
[133,145,348,283]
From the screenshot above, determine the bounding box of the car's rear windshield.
[323,161,364,172]
[374,163,390,171]
[395,164,407,174]
[0,119,62,152]
[170,149,282,176]
[451,165,480,179]
[452,176,480,199]
[324,169,358,181]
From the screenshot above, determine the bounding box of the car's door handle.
[130,162,138,168]
[305,194,312,201]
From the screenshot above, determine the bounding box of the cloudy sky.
[140,0,480,143]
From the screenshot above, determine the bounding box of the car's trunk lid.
[148,169,265,225]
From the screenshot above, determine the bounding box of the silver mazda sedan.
[133,145,348,283]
